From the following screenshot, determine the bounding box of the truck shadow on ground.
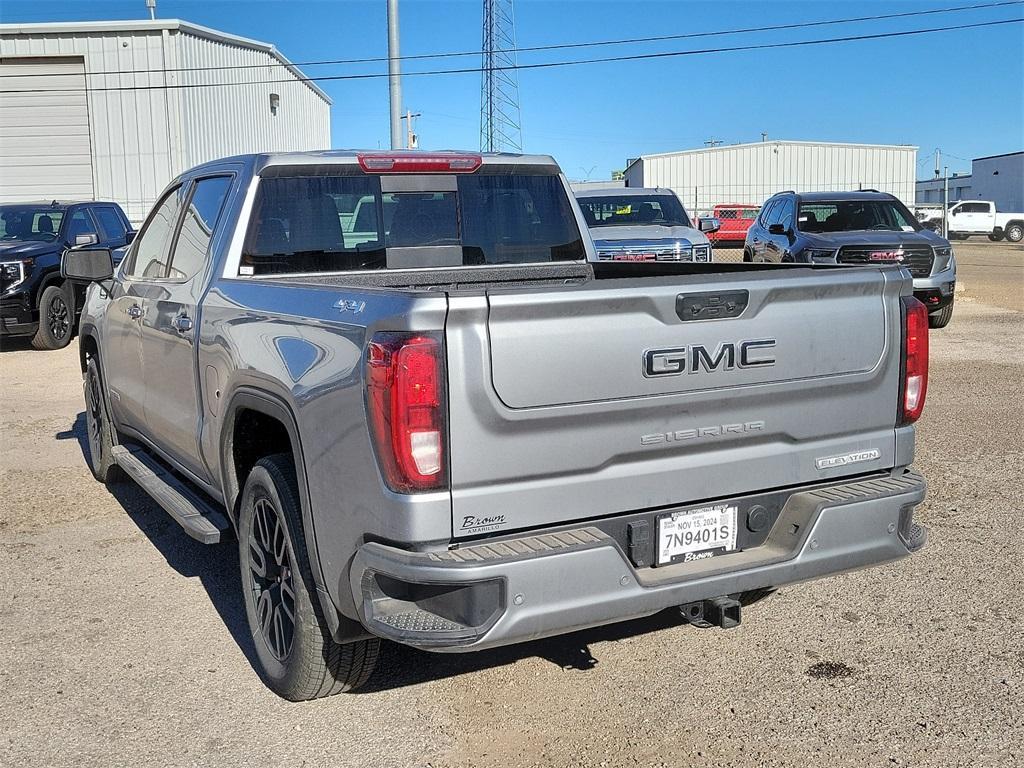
[63,412,692,692]
[0,337,34,353]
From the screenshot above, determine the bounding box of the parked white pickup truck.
[941,200,1024,243]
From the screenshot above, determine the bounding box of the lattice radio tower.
[480,0,522,153]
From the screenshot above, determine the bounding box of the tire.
[742,248,752,263]
[83,356,124,484]
[238,454,380,700]
[988,232,1004,242]
[31,283,75,350]
[929,303,954,329]
[1005,222,1024,243]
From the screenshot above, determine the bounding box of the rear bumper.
[350,471,927,651]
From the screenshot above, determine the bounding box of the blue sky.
[2,0,1022,180]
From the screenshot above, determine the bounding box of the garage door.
[0,57,94,203]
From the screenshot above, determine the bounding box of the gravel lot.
[1,242,1021,767]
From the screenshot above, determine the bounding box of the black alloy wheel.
[246,496,297,662]
[47,292,71,341]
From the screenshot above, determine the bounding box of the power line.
[0,0,1019,80]
[2,17,1021,95]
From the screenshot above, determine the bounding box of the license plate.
[657,504,738,566]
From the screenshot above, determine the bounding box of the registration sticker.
[657,504,738,566]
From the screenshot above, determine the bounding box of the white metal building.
[624,140,919,215]
[0,19,331,223]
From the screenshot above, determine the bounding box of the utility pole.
[942,166,949,238]
[934,148,941,178]
[761,132,768,142]
[386,0,403,150]
[704,138,723,147]
[402,110,421,149]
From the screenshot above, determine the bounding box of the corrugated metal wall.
[0,26,330,224]
[625,142,919,215]
[176,32,330,169]
[0,29,176,222]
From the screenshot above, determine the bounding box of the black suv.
[1,201,134,349]
[743,191,956,328]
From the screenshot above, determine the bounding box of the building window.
[269,93,280,116]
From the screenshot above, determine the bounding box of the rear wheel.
[238,454,380,700]
[1005,222,1024,243]
[928,303,954,329]
[31,284,74,350]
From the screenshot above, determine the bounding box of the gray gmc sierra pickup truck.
[64,150,929,701]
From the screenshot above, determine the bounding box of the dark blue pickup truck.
[1,200,134,349]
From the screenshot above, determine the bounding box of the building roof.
[972,150,1023,162]
[0,18,331,104]
[626,139,919,171]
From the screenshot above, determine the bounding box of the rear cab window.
[92,206,128,243]
[239,159,586,276]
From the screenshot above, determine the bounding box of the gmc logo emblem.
[868,250,904,262]
[643,339,776,377]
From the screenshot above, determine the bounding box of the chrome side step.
[111,445,232,544]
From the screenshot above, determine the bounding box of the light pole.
[942,166,949,238]
[386,0,402,150]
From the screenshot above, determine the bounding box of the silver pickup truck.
[64,150,929,701]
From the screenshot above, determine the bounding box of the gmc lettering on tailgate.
[643,339,776,377]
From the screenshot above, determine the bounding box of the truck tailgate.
[444,267,906,538]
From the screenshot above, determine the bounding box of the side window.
[167,176,232,281]
[776,199,795,231]
[65,209,98,242]
[92,207,127,243]
[760,199,780,226]
[127,186,185,279]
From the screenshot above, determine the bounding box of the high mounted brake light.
[899,296,929,425]
[366,333,447,492]
[357,153,482,174]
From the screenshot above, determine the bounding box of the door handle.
[126,304,143,320]
[171,314,193,334]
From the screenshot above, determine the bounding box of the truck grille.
[595,240,710,263]
[837,246,934,277]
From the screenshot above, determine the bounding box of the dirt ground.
[1,241,1021,767]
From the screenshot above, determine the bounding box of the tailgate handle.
[676,290,749,322]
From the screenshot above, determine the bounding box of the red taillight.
[900,296,929,425]
[357,153,482,174]
[366,333,446,492]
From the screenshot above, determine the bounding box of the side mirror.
[699,217,721,234]
[768,223,789,236]
[73,233,99,247]
[124,230,137,245]
[62,247,113,282]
